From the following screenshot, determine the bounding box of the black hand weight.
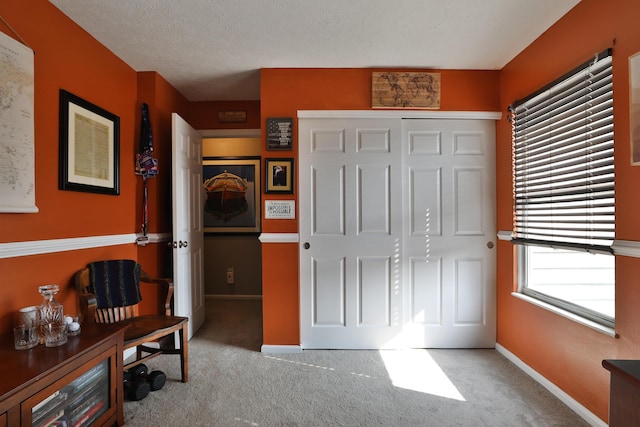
[143,370,166,391]
[124,366,151,401]
[125,364,166,393]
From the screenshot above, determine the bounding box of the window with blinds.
[510,49,615,326]
[511,49,614,254]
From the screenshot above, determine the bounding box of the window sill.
[511,292,618,338]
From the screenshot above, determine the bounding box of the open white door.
[172,113,205,339]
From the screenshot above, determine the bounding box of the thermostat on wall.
[265,200,295,219]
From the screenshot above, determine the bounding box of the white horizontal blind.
[511,49,614,253]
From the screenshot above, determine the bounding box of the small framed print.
[266,117,293,150]
[265,158,294,194]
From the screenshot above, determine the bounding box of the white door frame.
[297,111,501,120]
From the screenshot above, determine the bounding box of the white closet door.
[402,119,496,348]
[299,118,404,349]
[299,116,496,349]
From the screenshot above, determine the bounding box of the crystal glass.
[43,321,68,347]
[37,284,65,345]
[14,324,39,350]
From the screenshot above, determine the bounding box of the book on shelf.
[33,364,108,427]
[68,361,107,394]
[66,381,108,421]
[32,389,71,427]
[32,386,72,415]
[72,399,106,427]
[33,408,69,427]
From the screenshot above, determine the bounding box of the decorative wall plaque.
[266,117,293,150]
[372,72,441,109]
[218,111,247,123]
[265,200,295,219]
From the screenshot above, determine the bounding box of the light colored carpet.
[123,299,590,427]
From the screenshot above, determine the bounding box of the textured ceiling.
[49,0,581,101]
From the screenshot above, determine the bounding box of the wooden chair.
[75,260,188,383]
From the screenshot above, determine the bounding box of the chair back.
[76,259,142,324]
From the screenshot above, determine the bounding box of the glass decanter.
[37,284,66,346]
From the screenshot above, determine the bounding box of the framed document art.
[59,90,120,195]
[265,158,294,194]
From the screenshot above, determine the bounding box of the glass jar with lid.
[37,284,67,346]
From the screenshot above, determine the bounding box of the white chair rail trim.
[497,231,640,258]
[0,233,170,259]
[611,239,640,258]
[258,233,299,243]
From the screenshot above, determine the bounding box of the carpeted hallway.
[123,299,590,426]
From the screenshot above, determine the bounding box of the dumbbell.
[123,366,150,401]
[144,370,166,391]
[127,364,167,392]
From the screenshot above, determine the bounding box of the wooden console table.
[0,323,125,426]
[603,359,640,427]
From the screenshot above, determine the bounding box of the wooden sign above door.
[371,72,441,109]
[218,110,247,123]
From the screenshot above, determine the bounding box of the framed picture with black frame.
[265,158,294,194]
[58,89,120,195]
[266,117,293,150]
[202,157,261,233]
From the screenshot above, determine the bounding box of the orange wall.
[0,1,137,244]
[0,2,258,334]
[259,68,500,344]
[496,0,640,421]
[0,1,199,332]
[134,71,191,311]
[0,0,141,332]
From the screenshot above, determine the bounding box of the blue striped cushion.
[88,260,142,309]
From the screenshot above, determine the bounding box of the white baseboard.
[261,345,303,354]
[123,342,160,365]
[123,347,136,362]
[495,344,607,427]
[206,294,262,300]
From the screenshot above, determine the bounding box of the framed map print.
[0,31,36,212]
[372,71,441,109]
